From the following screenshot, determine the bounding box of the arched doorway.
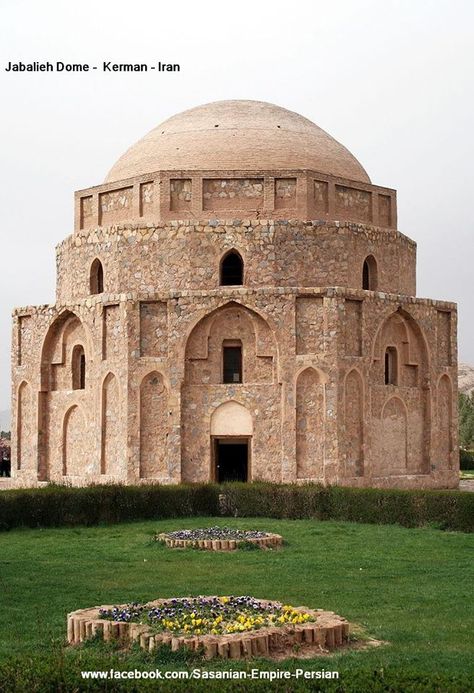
[210,401,253,482]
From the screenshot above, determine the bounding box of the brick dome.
[105,100,371,184]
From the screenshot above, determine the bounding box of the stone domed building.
[11,100,458,488]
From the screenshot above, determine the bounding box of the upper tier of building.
[74,101,397,232]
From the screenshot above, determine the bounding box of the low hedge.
[0,482,472,532]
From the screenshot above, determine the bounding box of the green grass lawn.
[0,517,473,691]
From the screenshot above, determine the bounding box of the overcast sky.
[0,0,473,413]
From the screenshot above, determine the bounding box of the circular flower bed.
[156,526,282,550]
[67,596,350,660]
[99,596,311,636]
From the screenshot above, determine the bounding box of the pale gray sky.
[0,0,473,411]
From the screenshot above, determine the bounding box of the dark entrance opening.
[214,439,248,482]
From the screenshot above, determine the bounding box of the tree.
[459,392,474,449]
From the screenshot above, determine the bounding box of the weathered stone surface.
[10,101,458,491]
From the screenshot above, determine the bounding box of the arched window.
[384,346,398,385]
[362,255,378,291]
[90,259,104,294]
[220,251,243,286]
[72,345,86,390]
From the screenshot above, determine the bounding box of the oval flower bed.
[156,526,283,550]
[67,596,349,660]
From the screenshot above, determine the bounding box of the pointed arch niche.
[101,372,120,475]
[295,367,325,480]
[139,371,168,479]
[381,397,408,475]
[344,370,364,477]
[62,405,85,476]
[17,381,34,472]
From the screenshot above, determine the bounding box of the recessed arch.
[101,372,120,475]
[139,370,168,479]
[344,368,364,477]
[295,367,325,479]
[62,404,85,476]
[210,401,253,436]
[362,254,378,291]
[184,301,277,386]
[40,310,91,391]
[220,249,243,286]
[90,258,104,294]
[372,308,430,388]
[17,380,33,472]
[380,396,408,475]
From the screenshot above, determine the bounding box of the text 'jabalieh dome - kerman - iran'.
[11,100,458,489]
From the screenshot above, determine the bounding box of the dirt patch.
[269,636,386,661]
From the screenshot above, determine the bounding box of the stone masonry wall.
[55,221,417,304]
[10,284,458,489]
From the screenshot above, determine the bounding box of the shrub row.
[0,482,472,532]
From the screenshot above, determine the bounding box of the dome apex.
[105,100,370,183]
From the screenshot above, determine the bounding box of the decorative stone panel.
[202,179,264,211]
[170,179,192,212]
[378,194,391,227]
[139,301,168,358]
[437,310,452,366]
[140,182,154,216]
[274,178,296,209]
[80,196,93,230]
[313,180,329,214]
[295,297,325,355]
[99,187,133,225]
[102,305,121,361]
[335,185,372,223]
[17,315,33,366]
[344,300,362,356]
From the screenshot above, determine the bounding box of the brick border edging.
[156,532,283,550]
[67,598,349,659]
